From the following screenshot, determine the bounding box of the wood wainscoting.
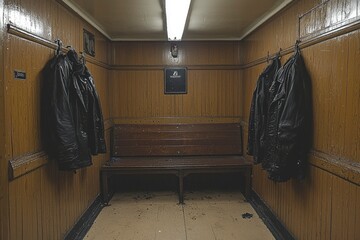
[1,0,111,239]
[241,0,360,239]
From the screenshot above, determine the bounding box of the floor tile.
[85,191,186,240]
[85,191,274,240]
[183,191,274,240]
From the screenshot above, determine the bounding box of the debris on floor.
[242,212,253,219]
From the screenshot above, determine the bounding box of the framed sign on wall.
[83,29,95,57]
[164,67,187,94]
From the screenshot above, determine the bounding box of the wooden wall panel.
[6,36,52,158]
[110,69,242,124]
[0,0,9,238]
[302,37,348,157]
[331,176,360,240]
[241,0,360,239]
[344,30,360,162]
[2,0,111,239]
[252,164,333,240]
[87,62,110,120]
[110,41,242,125]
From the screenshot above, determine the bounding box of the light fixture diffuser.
[165,0,191,41]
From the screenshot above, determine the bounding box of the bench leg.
[101,171,110,205]
[243,169,251,200]
[178,170,184,204]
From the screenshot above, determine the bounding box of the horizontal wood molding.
[8,17,360,72]
[241,18,360,69]
[8,120,113,180]
[242,124,360,186]
[110,65,241,71]
[310,151,360,186]
[9,151,48,180]
[113,117,241,125]
[7,23,109,69]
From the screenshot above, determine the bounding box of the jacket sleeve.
[277,56,311,177]
[87,73,107,155]
[48,58,80,164]
[247,89,256,156]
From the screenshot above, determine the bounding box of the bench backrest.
[112,123,242,157]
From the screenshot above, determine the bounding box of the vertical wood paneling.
[344,30,360,163]
[302,37,348,157]
[110,68,242,123]
[0,0,9,238]
[242,0,360,239]
[331,176,360,240]
[87,63,110,120]
[110,41,242,125]
[252,163,333,240]
[6,36,53,158]
[3,0,111,239]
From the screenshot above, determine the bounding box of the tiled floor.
[85,191,274,240]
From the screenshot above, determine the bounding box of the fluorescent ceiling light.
[165,0,191,41]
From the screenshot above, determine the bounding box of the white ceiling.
[61,0,293,41]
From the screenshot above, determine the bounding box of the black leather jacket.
[247,57,280,164]
[248,49,312,182]
[265,50,312,182]
[41,50,106,171]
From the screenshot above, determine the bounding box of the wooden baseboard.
[64,195,104,240]
[249,190,295,240]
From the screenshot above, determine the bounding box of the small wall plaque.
[83,29,95,57]
[14,70,26,80]
[164,68,187,94]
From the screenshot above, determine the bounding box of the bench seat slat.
[113,145,242,156]
[114,138,242,146]
[114,124,241,132]
[105,156,251,169]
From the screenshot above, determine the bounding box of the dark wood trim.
[8,120,112,180]
[7,17,360,72]
[8,151,48,180]
[110,65,241,71]
[6,23,109,69]
[241,19,360,69]
[64,195,104,240]
[310,151,360,186]
[249,190,295,240]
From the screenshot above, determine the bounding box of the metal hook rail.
[7,24,70,55]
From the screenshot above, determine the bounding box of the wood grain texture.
[109,41,242,125]
[110,69,242,123]
[110,41,241,66]
[0,0,9,238]
[112,123,242,156]
[3,0,111,239]
[242,0,360,239]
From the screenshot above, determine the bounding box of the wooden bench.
[101,123,252,204]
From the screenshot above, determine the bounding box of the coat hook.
[278,48,282,59]
[267,51,270,63]
[55,39,63,56]
[295,40,301,52]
